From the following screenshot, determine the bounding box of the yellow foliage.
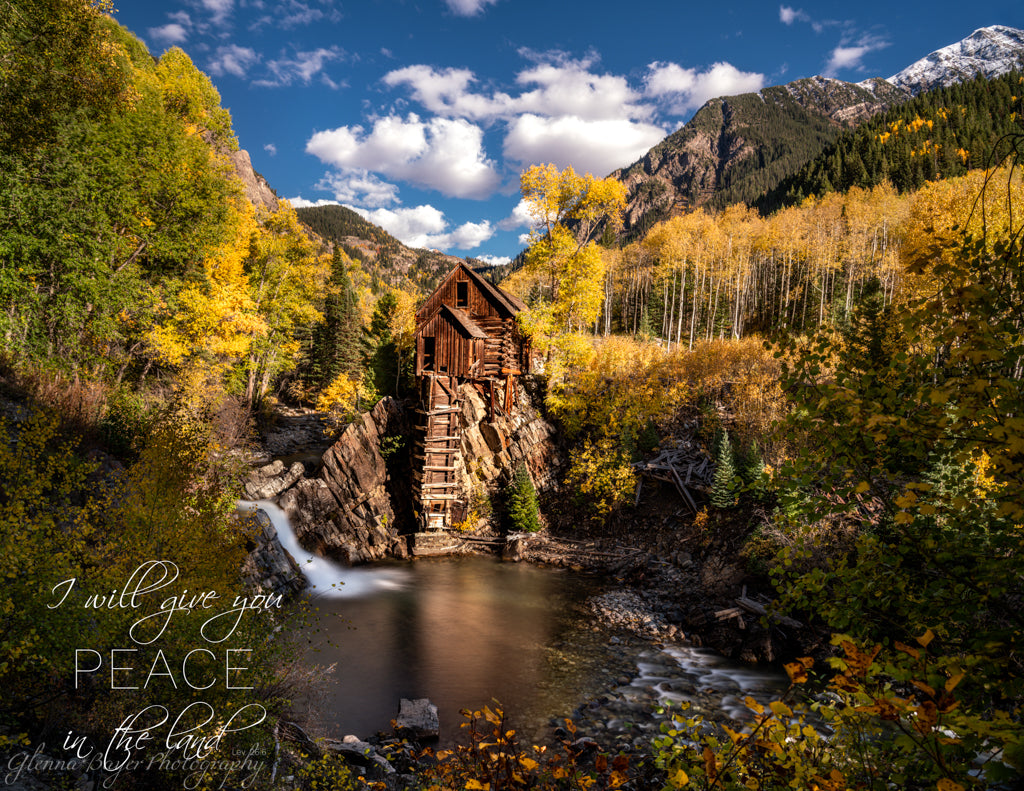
[316,371,375,429]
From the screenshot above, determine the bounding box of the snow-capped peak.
[887,25,1024,95]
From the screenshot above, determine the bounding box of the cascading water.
[237,499,410,598]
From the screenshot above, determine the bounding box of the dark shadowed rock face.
[240,509,306,597]
[279,397,410,565]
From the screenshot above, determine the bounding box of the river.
[242,501,788,747]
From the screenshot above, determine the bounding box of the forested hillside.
[612,77,907,239]
[297,203,467,295]
[756,71,1024,212]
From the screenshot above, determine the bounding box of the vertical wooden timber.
[415,373,463,530]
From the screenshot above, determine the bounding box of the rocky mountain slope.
[612,77,908,238]
[612,25,1024,240]
[296,203,468,293]
[887,24,1024,95]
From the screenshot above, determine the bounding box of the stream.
[241,501,788,747]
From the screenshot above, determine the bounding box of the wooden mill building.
[414,263,530,531]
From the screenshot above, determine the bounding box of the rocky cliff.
[248,378,562,566]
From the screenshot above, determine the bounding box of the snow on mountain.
[887,25,1024,95]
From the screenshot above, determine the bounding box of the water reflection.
[304,557,603,743]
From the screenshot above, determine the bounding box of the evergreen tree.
[362,291,399,396]
[311,249,362,388]
[508,462,542,533]
[710,429,739,509]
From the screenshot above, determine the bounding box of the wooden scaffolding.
[414,373,464,531]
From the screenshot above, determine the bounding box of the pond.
[246,501,788,746]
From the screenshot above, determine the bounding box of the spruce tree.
[508,463,542,533]
[311,248,362,388]
[711,429,739,509]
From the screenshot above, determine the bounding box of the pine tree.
[311,249,362,388]
[711,429,739,509]
[508,463,542,533]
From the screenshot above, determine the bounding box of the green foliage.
[710,430,739,509]
[0,408,286,771]
[308,249,364,389]
[765,161,1024,784]
[507,463,542,533]
[99,386,151,458]
[757,72,1024,213]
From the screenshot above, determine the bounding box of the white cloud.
[444,0,498,16]
[208,45,260,79]
[148,23,189,45]
[254,47,346,88]
[351,205,495,250]
[263,143,277,156]
[306,115,501,199]
[201,0,233,25]
[287,197,340,209]
[475,254,511,266]
[779,5,810,25]
[383,57,649,122]
[824,35,888,75]
[315,170,401,207]
[497,199,535,231]
[645,61,765,113]
[504,114,667,176]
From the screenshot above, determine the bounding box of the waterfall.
[238,500,410,598]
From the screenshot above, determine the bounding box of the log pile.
[633,434,714,513]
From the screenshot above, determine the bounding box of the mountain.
[756,70,1024,214]
[612,76,908,238]
[887,25,1024,95]
[295,204,465,294]
[611,25,1024,241]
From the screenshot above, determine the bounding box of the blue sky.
[113,0,1023,263]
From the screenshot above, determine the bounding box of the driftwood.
[633,432,714,514]
[733,586,803,629]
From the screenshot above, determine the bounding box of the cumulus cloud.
[644,61,765,114]
[315,170,400,207]
[249,0,337,31]
[287,197,340,209]
[263,143,277,156]
[208,45,260,79]
[824,35,888,75]
[306,115,501,199]
[444,0,498,16]
[383,57,649,122]
[503,114,666,176]
[201,0,233,25]
[497,199,535,231]
[148,23,189,45]
[351,206,494,250]
[254,46,346,88]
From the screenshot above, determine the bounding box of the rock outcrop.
[229,148,279,213]
[279,397,410,565]
[452,376,562,527]
[260,377,561,563]
[242,460,304,499]
[240,508,306,597]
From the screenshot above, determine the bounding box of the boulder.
[323,735,395,774]
[394,698,439,740]
[242,460,304,499]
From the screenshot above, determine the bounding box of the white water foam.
[237,499,410,598]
